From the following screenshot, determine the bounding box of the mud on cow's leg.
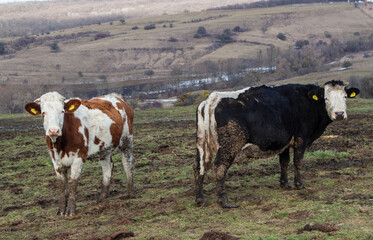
[56,168,68,215]
[120,136,135,198]
[294,148,306,189]
[214,149,237,208]
[279,148,291,188]
[99,154,113,202]
[193,148,207,206]
[66,158,84,216]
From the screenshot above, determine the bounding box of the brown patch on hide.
[45,113,87,161]
[82,98,125,147]
[116,97,134,135]
[94,136,101,145]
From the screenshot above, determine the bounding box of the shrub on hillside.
[175,91,210,106]
[342,61,352,68]
[0,42,5,55]
[49,42,60,52]
[144,69,154,76]
[132,26,139,30]
[144,24,156,30]
[97,75,107,82]
[277,32,286,41]
[194,26,208,38]
[324,31,332,38]
[216,29,235,44]
[197,26,207,35]
[233,26,242,32]
[168,37,178,42]
[13,37,36,51]
[94,32,111,40]
[295,39,309,49]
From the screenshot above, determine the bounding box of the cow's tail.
[196,100,208,175]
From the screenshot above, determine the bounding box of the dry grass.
[1,3,373,87]
[0,0,256,21]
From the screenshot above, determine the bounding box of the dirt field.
[0,101,372,239]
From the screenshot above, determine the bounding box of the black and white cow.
[194,80,360,208]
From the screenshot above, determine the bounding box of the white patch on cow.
[100,155,113,186]
[324,84,348,121]
[39,92,66,141]
[74,105,115,156]
[197,87,251,175]
[70,157,84,180]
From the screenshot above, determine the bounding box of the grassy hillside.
[1,3,373,86]
[0,100,372,239]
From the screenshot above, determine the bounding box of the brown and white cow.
[25,92,134,216]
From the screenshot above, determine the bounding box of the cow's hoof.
[65,207,76,217]
[218,197,238,208]
[280,182,292,189]
[295,183,307,190]
[56,208,66,216]
[195,198,208,207]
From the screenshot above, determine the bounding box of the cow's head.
[24,92,81,142]
[309,80,360,121]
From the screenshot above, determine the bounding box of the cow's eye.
[61,110,65,114]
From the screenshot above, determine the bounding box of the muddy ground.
[0,109,372,239]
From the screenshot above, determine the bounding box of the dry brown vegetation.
[0,2,373,113]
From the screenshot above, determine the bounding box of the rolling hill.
[1,2,373,113]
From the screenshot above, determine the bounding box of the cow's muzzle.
[334,111,345,121]
[48,128,60,136]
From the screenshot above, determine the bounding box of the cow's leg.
[66,158,84,216]
[214,149,237,208]
[98,154,113,201]
[120,136,135,198]
[279,147,291,188]
[193,147,207,206]
[55,167,68,215]
[293,147,306,189]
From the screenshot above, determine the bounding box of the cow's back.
[73,94,132,158]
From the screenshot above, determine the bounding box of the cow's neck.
[46,113,87,160]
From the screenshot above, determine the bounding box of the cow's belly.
[50,151,77,167]
[234,142,289,161]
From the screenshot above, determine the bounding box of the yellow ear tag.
[31,108,37,114]
[69,105,75,111]
[312,95,318,101]
[350,92,356,98]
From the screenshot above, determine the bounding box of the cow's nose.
[48,129,60,136]
[335,111,345,120]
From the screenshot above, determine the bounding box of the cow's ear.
[24,102,41,116]
[308,88,324,102]
[346,88,360,98]
[64,99,81,113]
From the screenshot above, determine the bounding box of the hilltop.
[0,2,373,113]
